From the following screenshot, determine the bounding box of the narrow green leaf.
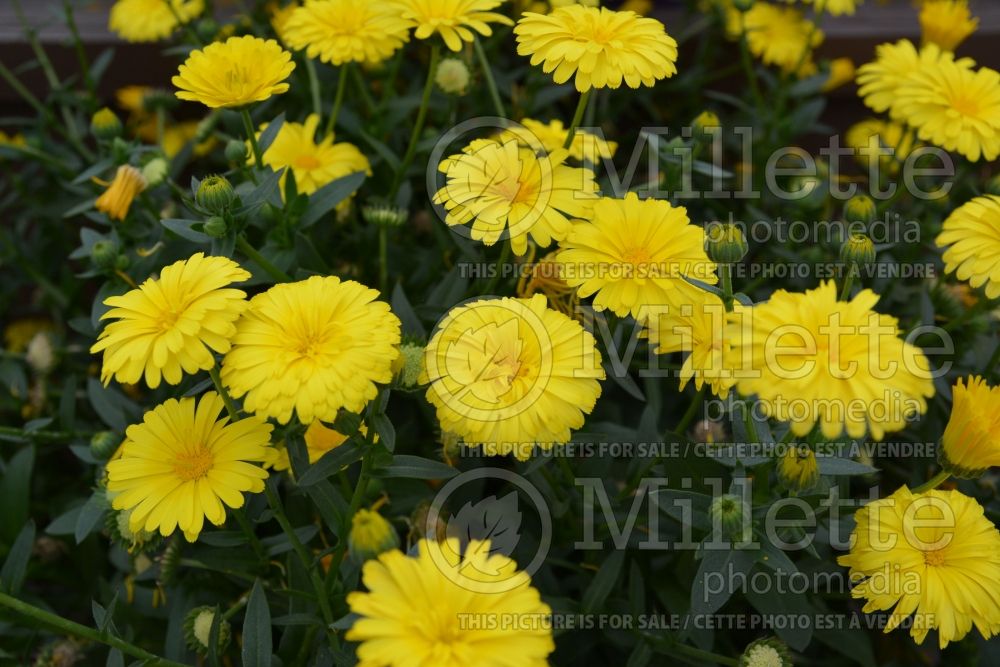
[582,550,625,613]
[375,455,458,480]
[242,579,272,667]
[0,520,35,594]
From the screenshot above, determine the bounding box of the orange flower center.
[295,154,322,170]
[174,445,214,481]
[923,549,946,567]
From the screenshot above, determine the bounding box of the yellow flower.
[516,249,580,317]
[556,193,717,319]
[936,195,1000,299]
[272,420,354,471]
[394,0,513,52]
[775,445,819,492]
[106,392,272,542]
[0,130,27,149]
[95,165,148,221]
[109,0,204,43]
[116,85,153,116]
[498,118,617,163]
[91,254,250,388]
[795,0,859,17]
[347,538,554,665]
[894,59,1000,162]
[845,118,919,174]
[282,0,412,65]
[255,114,370,196]
[269,0,300,44]
[221,276,401,424]
[172,36,295,108]
[727,280,934,440]
[422,295,603,459]
[838,486,1000,648]
[940,376,1000,478]
[855,39,972,117]
[644,291,742,398]
[161,121,217,158]
[727,3,823,76]
[822,57,855,91]
[920,0,978,52]
[433,138,599,256]
[515,5,678,92]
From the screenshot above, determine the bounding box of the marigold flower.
[221,276,401,424]
[556,193,717,319]
[838,486,1000,648]
[498,118,617,163]
[106,392,272,542]
[95,165,147,221]
[936,195,1000,298]
[109,0,204,43]
[422,295,603,459]
[172,36,295,108]
[515,5,678,92]
[822,57,855,92]
[434,138,599,256]
[727,281,935,440]
[91,254,250,388]
[282,0,412,66]
[394,0,513,52]
[920,0,978,52]
[347,538,554,665]
[939,375,1000,478]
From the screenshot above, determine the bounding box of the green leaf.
[297,438,363,487]
[257,113,286,154]
[371,414,396,453]
[816,456,878,476]
[242,579,272,667]
[87,378,129,431]
[375,455,458,480]
[299,172,366,228]
[162,218,212,244]
[75,491,109,544]
[0,520,35,594]
[0,446,34,543]
[690,546,757,616]
[582,550,625,613]
[391,284,427,338]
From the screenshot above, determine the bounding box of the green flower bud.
[705,222,749,264]
[840,232,876,268]
[843,194,877,224]
[777,445,819,493]
[107,507,158,553]
[362,199,408,228]
[435,58,471,95]
[348,508,399,563]
[91,239,118,270]
[90,431,121,460]
[225,138,248,164]
[732,0,754,11]
[692,110,720,133]
[114,254,130,271]
[392,342,425,388]
[91,107,122,140]
[739,637,793,667]
[183,606,231,656]
[196,175,235,214]
[141,157,168,187]
[709,494,751,542]
[202,216,229,239]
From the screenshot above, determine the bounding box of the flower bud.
[843,194,876,224]
[91,107,122,140]
[776,445,819,493]
[196,175,235,214]
[362,200,408,228]
[840,232,876,268]
[225,138,248,164]
[740,636,792,667]
[709,493,751,542]
[692,110,720,134]
[705,222,748,264]
[91,239,118,270]
[435,58,471,95]
[184,606,231,655]
[141,157,168,187]
[348,508,399,563]
[732,0,754,11]
[202,216,229,239]
[25,332,55,375]
[939,375,1000,479]
[115,254,130,271]
[90,431,121,460]
[392,342,425,388]
[108,507,157,552]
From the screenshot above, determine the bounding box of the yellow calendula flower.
[920,0,978,52]
[347,538,554,665]
[91,254,250,388]
[422,295,604,460]
[95,165,147,221]
[221,276,401,424]
[727,280,935,440]
[109,0,204,43]
[269,1,299,44]
[498,118,617,163]
[173,36,295,108]
[855,39,972,118]
[775,445,820,492]
[894,59,1000,162]
[556,193,717,320]
[822,57,855,92]
[845,117,919,174]
[727,3,823,76]
[271,420,356,471]
[106,392,272,542]
[936,195,1000,299]
[939,376,1000,478]
[434,139,599,256]
[282,0,412,66]
[644,291,742,398]
[255,114,370,197]
[161,121,217,158]
[394,0,513,52]
[515,5,678,92]
[794,0,859,17]
[838,486,1000,648]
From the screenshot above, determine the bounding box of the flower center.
[622,247,652,267]
[923,549,947,567]
[949,94,980,118]
[173,445,214,482]
[295,154,322,170]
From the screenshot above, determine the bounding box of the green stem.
[913,470,950,494]
[350,64,376,117]
[208,365,239,420]
[62,0,96,103]
[670,641,739,667]
[481,242,511,294]
[839,267,855,302]
[0,591,188,667]
[325,63,350,137]
[563,89,592,150]
[389,44,441,199]
[325,430,376,594]
[0,426,94,443]
[236,235,292,283]
[473,36,506,118]
[305,57,322,119]
[232,508,267,564]
[240,108,263,182]
[720,265,734,310]
[674,385,707,435]
[379,226,389,295]
[737,11,764,112]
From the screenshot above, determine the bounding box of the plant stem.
[0,426,94,444]
[379,226,389,294]
[839,267,855,301]
[240,108,263,182]
[305,57,322,119]
[350,64,376,117]
[563,89,592,149]
[675,385,707,435]
[325,430,376,594]
[62,0,95,103]
[0,591,188,667]
[236,235,292,283]
[474,36,505,118]
[720,265,734,310]
[325,63,351,137]
[670,641,739,667]
[482,241,511,294]
[737,11,764,112]
[913,469,950,494]
[390,43,441,199]
[209,365,239,420]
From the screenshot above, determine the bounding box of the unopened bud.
[91,108,122,140]
[705,223,748,264]
[196,175,235,214]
